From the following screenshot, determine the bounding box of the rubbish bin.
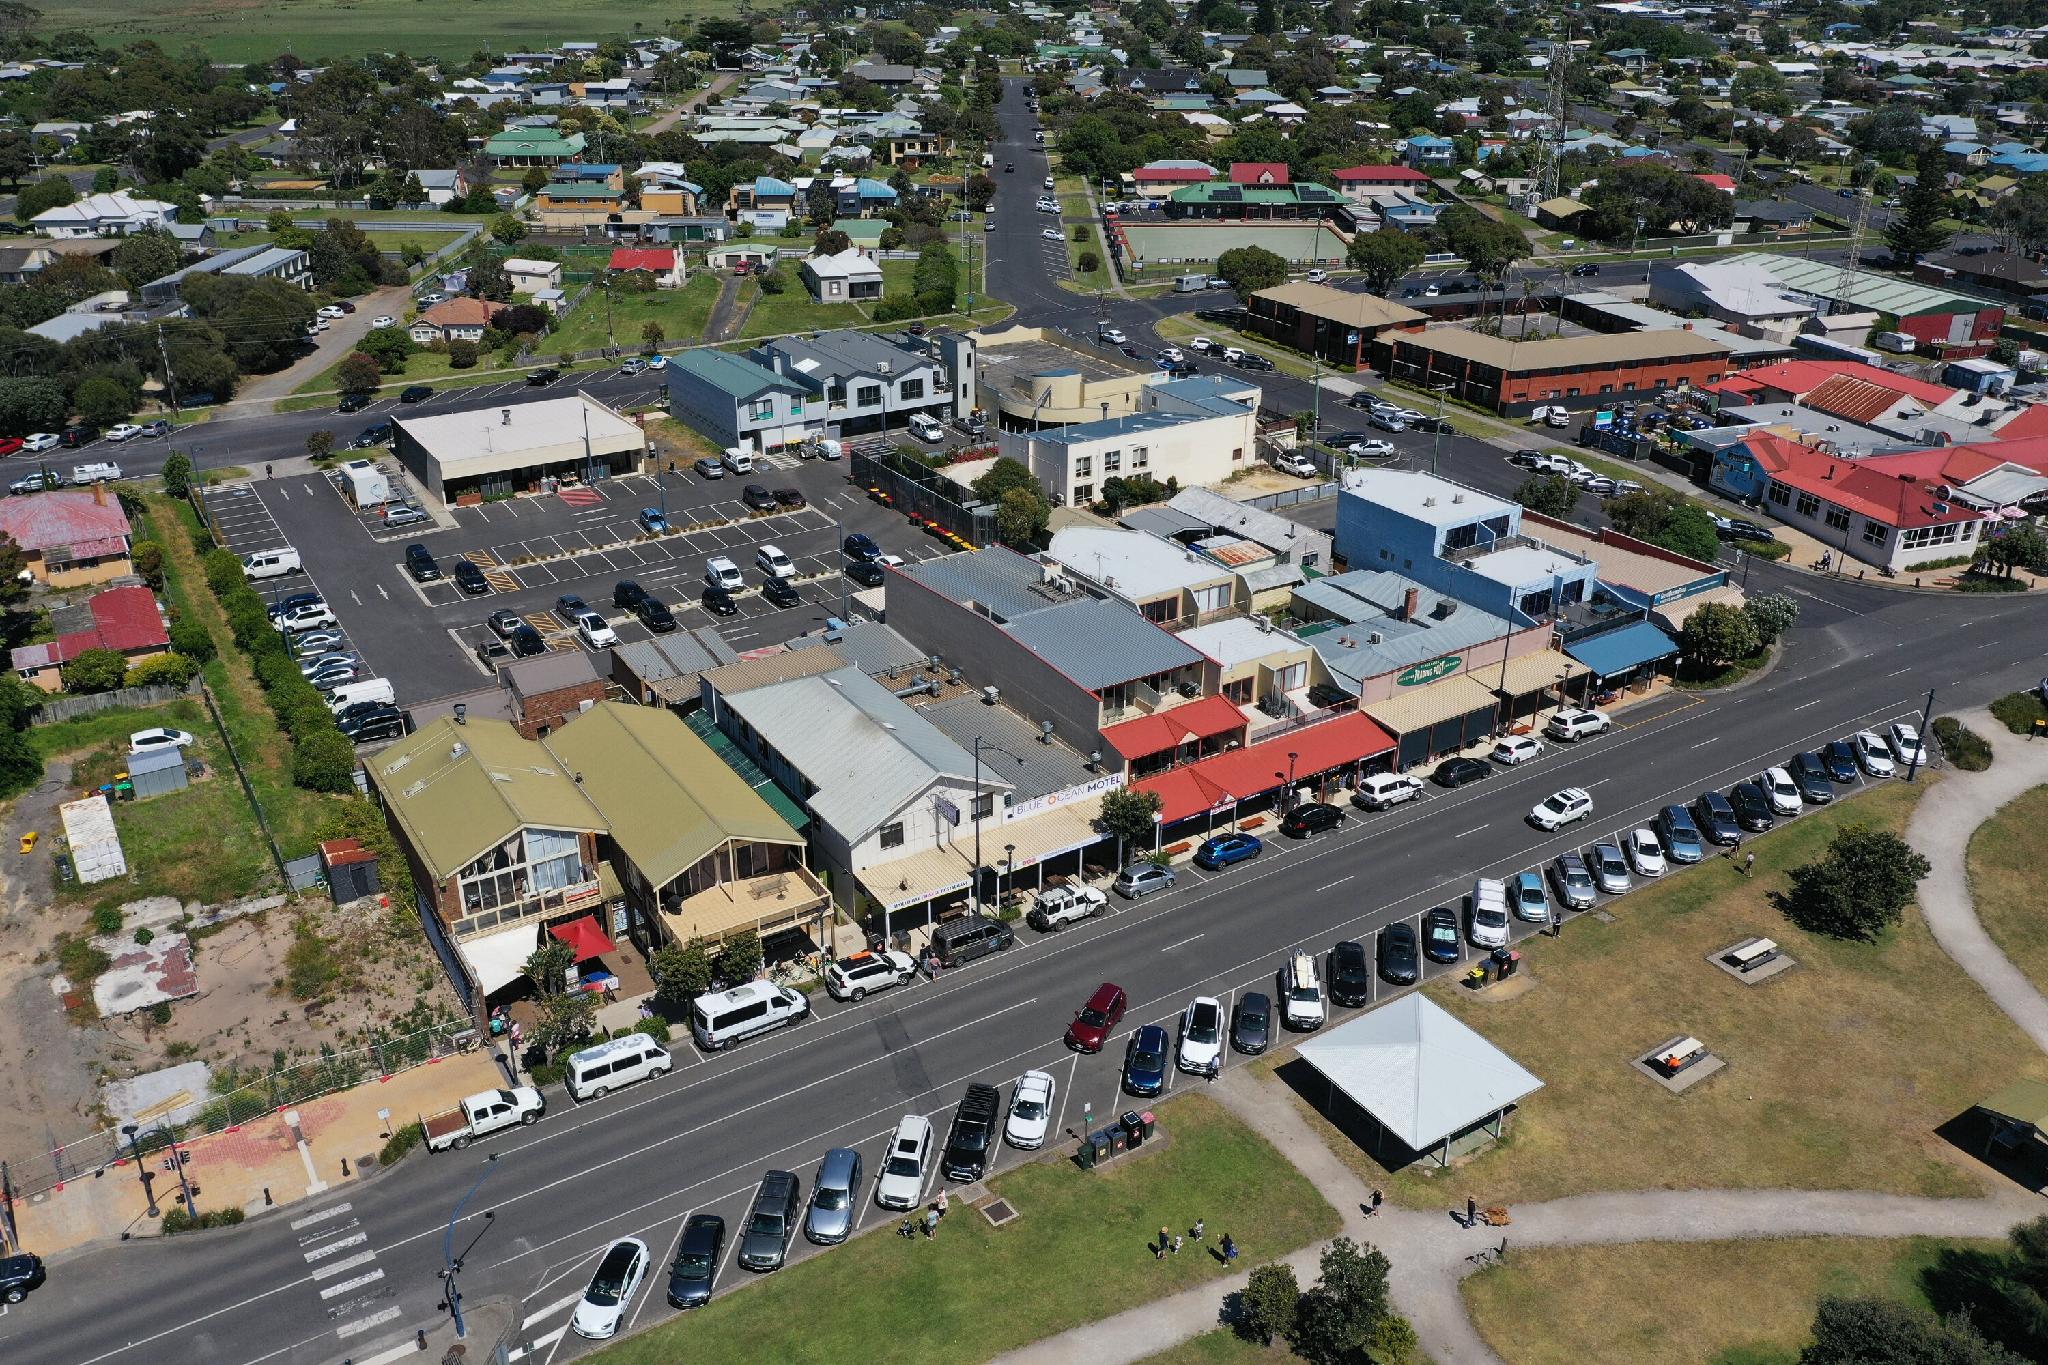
[1091,1131,1113,1165]
[1121,1110,1144,1148]
[1139,1110,1157,1140]
[1107,1123,1127,1154]
[1076,1136,1097,1169]
[1499,948,1521,979]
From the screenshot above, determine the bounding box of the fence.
[5,1019,477,1201]
[1244,481,1339,512]
[28,682,197,726]
[850,446,998,546]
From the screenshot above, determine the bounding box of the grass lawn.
[1135,1331,1293,1365]
[1966,784,2048,1012]
[548,275,723,355]
[1462,1236,1994,1365]
[734,285,866,340]
[589,1092,1340,1365]
[278,348,612,412]
[1259,778,2048,1210]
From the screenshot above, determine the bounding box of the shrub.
[1989,690,2048,735]
[378,1121,424,1167]
[91,904,123,935]
[126,653,200,689]
[135,927,155,946]
[1932,715,1992,771]
[447,339,479,369]
[1077,250,1100,273]
[161,1205,245,1235]
[285,923,340,999]
[628,1017,672,1044]
[202,549,246,596]
[167,619,215,663]
[61,648,130,694]
[528,1059,567,1088]
[292,728,358,793]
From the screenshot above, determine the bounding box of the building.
[974,326,1163,428]
[0,487,133,586]
[1129,160,1218,193]
[409,297,509,344]
[484,126,586,165]
[664,347,815,454]
[602,248,682,288]
[535,181,626,215]
[1245,282,1428,369]
[1044,526,1242,627]
[747,328,967,441]
[1717,252,2005,356]
[391,393,645,503]
[609,629,738,707]
[1557,291,1797,366]
[798,248,884,302]
[1166,180,1343,220]
[1370,327,1736,417]
[9,585,168,691]
[1328,165,1433,201]
[1130,709,1397,832]
[1404,135,1455,169]
[1646,258,1821,343]
[31,192,175,239]
[1125,485,1334,580]
[1005,375,1261,508]
[504,258,564,293]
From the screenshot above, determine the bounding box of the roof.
[1295,993,1544,1151]
[1161,486,1321,554]
[1177,616,1302,668]
[896,546,1070,622]
[418,297,506,328]
[1330,164,1430,182]
[608,248,675,271]
[11,584,166,672]
[702,646,846,697]
[1171,182,1339,206]
[1002,598,1205,691]
[1764,447,1988,532]
[394,393,642,459]
[0,489,130,554]
[1132,713,1396,823]
[1563,620,1678,677]
[1047,527,1231,599]
[1383,326,1733,371]
[1099,693,1247,760]
[912,692,1102,803]
[1253,281,1426,330]
[1977,1078,2048,1130]
[543,702,799,888]
[1342,469,1515,528]
[1362,672,1500,733]
[1726,252,1992,319]
[1228,161,1290,184]
[786,619,927,677]
[803,248,883,279]
[1133,161,1217,182]
[667,347,808,402]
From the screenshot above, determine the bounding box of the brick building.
[1369,327,1736,417]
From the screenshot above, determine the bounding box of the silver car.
[1549,851,1595,909]
[1589,842,1632,895]
[803,1147,861,1245]
[1113,862,1176,899]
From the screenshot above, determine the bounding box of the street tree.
[522,938,597,1059]
[1215,245,1288,302]
[1786,826,1932,941]
[1288,1237,1405,1365]
[1655,504,1723,562]
[1346,228,1427,295]
[159,450,193,499]
[650,939,715,1008]
[73,376,133,428]
[1678,600,1762,671]
[304,430,334,459]
[1743,592,1801,645]
[1512,473,1580,518]
[1883,147,1955,265]
[995,486,1050,546]
[718,929,764,984]
[336,352,382,399]
[1241,1262,1300,1346]
[1099,785,1164,863]
[1981,523,2048,578]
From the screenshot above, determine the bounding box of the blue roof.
[1943,141,1985,154]
[1564,621,1676,678]
[855,177,898,199]
[1408,135,1453,148]
[754,175,797,196]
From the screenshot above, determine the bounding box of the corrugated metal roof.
[702,646,845,697]
[1385,325,1732,370]
[681,711,810,830]
[1729,252,1986,319]
[896,547,1067,621]
[1002,599,1205,690]
[667,347,808,401]
[1362,673,1500,733]
[787,619,929,677]
[914,692,1101,802]
[1252,281,1427,330]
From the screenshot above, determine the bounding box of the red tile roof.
[1228,161,1290,185]
[1767,446,1986,532]
[1712,358,1954,407]
[12,586,166,672]
[418,298,506,328]
[1694,173,1737,193]
[1099,694,1247,760]
[608,248,675,272]
[1329,165,1430,183]
[0,489,130,555]
[1133,713,1396,824]
[1991,404,2048,443]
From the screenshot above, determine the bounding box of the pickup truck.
[422,1087,545,1151]
[1026,883,1107,932]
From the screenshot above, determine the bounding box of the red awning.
[1134,713,1397,824]
[550,914,616,961]
[1100,694,1248,760]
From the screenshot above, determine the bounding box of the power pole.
[603,276,614,355]
[155,323,180,412]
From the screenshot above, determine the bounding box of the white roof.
[456,922,540,995]
[394,394,643,479]
[1295,993,1543,1150]
[1464,544,1581,587]
[1177,615,1297,666]
[804,248,882,279]
[1341,468,1514,529]
[1047,526,1228,599]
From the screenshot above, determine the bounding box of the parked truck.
[423,1087,546,1151]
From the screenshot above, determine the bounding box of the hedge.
[198,557,356,793]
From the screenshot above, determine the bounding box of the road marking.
[524,1291,584,1326]
[1886,667,1912,676]
[334,1306,404,1340]
[291,1203,352,1230]
[1793,698,1824,710]
[301,1231,367,1261]
[1692,738,1717,749]
[1453,824,1488,838]
[1313,877,1352,893]
[1162,933,1205,950]
[309,1250,379,1280]
[318,1269,385,1299]
[342,1338,420,1365]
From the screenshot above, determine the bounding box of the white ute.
[1027,883,1107,930]
[422,1087,545,1151]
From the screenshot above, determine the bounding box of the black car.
[1367,927,1414,988]
[1693,790,1743,845]
[1718,518,1778,546]
[843,532,882,561]
[338,707,407,743]
[453,560,489,595]
[1329,939,1372,1005]
[736,1171,801,1272]
[702,585,739,616]
[846,559,886,588]
[773,487,806,509]
[351,422,392,449]
[508,623,547,657]
[761,576,801,608]
[334,698,398,725]
[526,367,560,386]
[1822,739,1860,783]
[613,580,650,610]
[1433,757,1491,789]
[1121,1025,1170,1097]
[398,385,433,403]
[693,458,725,479]
[941,1082,1001,1180]
[0,1253,46,1304]
[337,391,370,413]
[1279,801,1343,838]
[1789,751,1835,804]
[1568,262,1600,277]
[60,424,98,448]
[269,591,322,620]
[666,1214,725,1309]
[1422,907,1462,964]
[633,594,678,633]
[742,483,778,512]
[1233,352,1275,372]
[1728,782,1775,832]
[1231,991,1271,1054]
[404,544,440,582]
[1407,416,1455,433]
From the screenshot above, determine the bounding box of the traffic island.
[1709,936,1796,985]
[1634,1035,1724,1094]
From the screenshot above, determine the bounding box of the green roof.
[1171,183,1340,205]
[485,129,586,155]
[1979,1078,2048,1129]
[669,347,807,401]
[684,710,811,832]
[541,183,619,200]
[831,218,888,242]
[546,703,801,888]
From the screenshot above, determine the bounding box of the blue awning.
[1565,621,1677,678]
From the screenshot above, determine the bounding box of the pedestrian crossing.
[505,1290,584,1361]
[558,485,604,507]
[292,1200,399,1344]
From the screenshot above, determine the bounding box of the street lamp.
[120,1124,158,1218]
[440,1153,500,1339]
[1001,843,1016,911]
[971,737,1026,913]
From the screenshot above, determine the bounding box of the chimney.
[1402,586,1420,621]
[93,481,106,507]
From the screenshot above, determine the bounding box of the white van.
[564,1033,672,1102]
[691,981,809,1051]
[754,544,795,579]
[721,446,754,474]
[906,412,945,443]
[241,546,304,580]
[325,678,396,713]
[71,462,122,484]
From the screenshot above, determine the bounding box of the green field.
[547,274,723,356]
[41,0,753,62]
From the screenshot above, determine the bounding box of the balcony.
[656,865,831,947]
[450,872,604,941]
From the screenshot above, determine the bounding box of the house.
[1920,249,2048,299]
[747,328,966,441]
[799,248,884,302]
[0,487,133,586]
[31,192,175,239]
[410,297,509,344]
[728,175,798,230]
[1007,375,1263,508]
[503,258,564,294]
[605,248,683,288]
[1403,136,1455,170]
[665,346,818,453]
[1245,282,1428,370]
[1370,327,1736,417]
[535,182,625,214]
[1729,199,1816,233]
[552,162,625,190]
[10,585,168,692]
[846,62,917,86]
[1229,161,1290,187]
[413,169,469,206]
[1130,160,1219,193]
[483,126,586,165]
[834,177,898,217]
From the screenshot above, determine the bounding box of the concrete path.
[1906,706,2048,1053]
[704,273,748,343]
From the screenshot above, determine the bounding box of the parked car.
[1790,752,1835,804]
[1693,790,1743,845]
[845,559,886,588]
[0,1253,46,1305]
[637,507,669,534]
[1589,841,1632,895]
[383,502,428,528]
[1625,827,1667,878]
[1759,765,1803,816]
[693,457,725,479]
[1353,772,1423,810]
[1545,707,1611,741]
[875,1116,933,1210]
[398,385,432,403]
[1006,1071,1056,1149]
[737,1171,801,1272]
[665,1215,725,1309]
[570,1237,648,1340]
[1822,739,1860,783]
[1279,801,1344,838]
[823,949,914,1003]
[1065,982,1128,1052]
[804,1147,862,1245]
[1231,991,1272,1054]
[1511,870,1549,922]
[1491,734,1543,766]
[1177,997,1224,1075]
[1422,906,1462,963]
[1028,883,1107,931]
[1433,756,1491,789]
[761,576,801,608]
[1887,721,1925,769]
[129,727,196,756]
[1281,953,1325,1031]
[1193,831,1262,869]
[702,585,738,615]
[742,484,778,512]
[1729,782,1776,831]
[773,487,805,509]
[508,623,546,657]
[1528,787,1593,831]
[453,560,489,595]
[1113,862,1176,899]
[1377,923,1420,985]
[630,593,676,633]
[1655,804,1705,863]
[1122,1024,1170,1096]
[1549,852,1596,909]
[1854,730,1896,777]
[486,608,523,639]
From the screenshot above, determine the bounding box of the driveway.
[233,283,416,410]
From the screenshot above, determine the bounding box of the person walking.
[1549,905,1562,938]
[1172,1235,1183,1256]
[1466,1196,1478,1228]
[1744,852,1756,877]
[924,1207,940,1240]
[935,1189,949,1220]
[1221,1232,1238,1264]
[1192,1218,1205,1242]
[1160,1224,1171,1256]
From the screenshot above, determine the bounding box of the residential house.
[728,175,798,230]
[605,248,683,288]
[665,346,818,453]
[799,248,884,302]
[414,169,469,206]
[0,487,133,586]
[1403,135,1455,170]
[483,126,586,165]
[410,297,509,344]
[10,585,168,692]
[1129,160,1219,194]
[503,258,564,294]
[31,192,175,239]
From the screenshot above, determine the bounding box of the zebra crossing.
[292,1201,401,1344]
[504,1290,584,1361]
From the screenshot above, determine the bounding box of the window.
[828,382,846,404]
[749,398,775,421]
[1074,456,1091,477]
[1567,387,1581,397]
[899,378,924,400]
[1074,483,1093,503]
[1795,490,1820,519]
[879,822,905,850]
[1599,384,1613,394]
[1191,583,1230,614]
[1222,677,1254,704]
[1103,448,1122,472]
[1141,597,1176,623]
[1232,447,1244,461]
[972,794,994,820]
[1653,377,1667,389]
[1131,446,1149,469]
[1621,381,1636,392]
[1861,517,1887,546]
[856,384,882,407]
[1768,483,1792,507]
[1901,522,1966,550]
[1824,504,1849,532]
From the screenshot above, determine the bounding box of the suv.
[404,544,440,582]
[823,949,915,1002]
[1027,882,1107,931]
[1545,708,1610,741]
[0,1252,46,1304]
[1528,787,1593,831]
[1065,982,1127,1052]
[1328,940,1372,1007]
[1655,804,1706,863]
[1113,862,1175,899]
[942,1082,1001,1180]
[1549,851,1596,909]
[1281,953,1325,1031]
[875,1115,934,1209]
[737,1171,801,1271]
[1692,790,1742,845]
[1280,801,1344,838]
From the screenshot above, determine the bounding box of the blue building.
[1403,135,1454,169]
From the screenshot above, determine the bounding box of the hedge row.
[200,548,356,794]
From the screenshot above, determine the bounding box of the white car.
[1159,345,1185,363]
[1424,283,1442,297]
[128,727,196,756]
[1854,729,1896,777]
[104,424,143,442]
[1887,722,1924,769]
[574,612,618,650]
[1005,1070,1056,1149]
[705,556,744,591]
[1219,346,1246,364]
[1100,327,1127,345]
[1274,452,1318,478]
[1178,996,1224,1076]
[273,603,339,633]
[1490,734,1543,766]
[371,315,396,328]
[1545,707,1611,741]
[1345,438,1396,457]
[1625,827,1667,878]
[570,1237,648,1340]
[1041,228,1063,241]
[1760,765,1802,816]
[1529,787,1593,831]
[21,433,58,453]
[317,304,346,320]
[874,1115,933,1209]
[1188,336,1213,352]
[1468,895,1509,950]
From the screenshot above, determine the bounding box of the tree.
[131,540,165,590]
[468,256,511,302]
[61,647,129,694]
[0,376,68,436]
[1988,177,2048,256]
[489,212,528,245]
[971,456,1041,505]
[718,928,764,983]
[1346,228,1427,295]
[1786,826,1932,941]
[995,486,1049,546]
[0,724,39,797]
[1655,504,1723,562]
[1744,592,1800,645]
[336,352,382,399]
[1099,785,1164,861]
[1802,1295,2024,1365]
[1512,473,1581,518]
[1241,1262,1300,1346]
[520,166,548,196]
[522,938,596,1058]
[160,450,193,499]
[1678,600,1761,671]
[804,178,837,225]
[111,230,180,289]
[1884,148,1955,265]
[73,376,133,428]
[167,618,214,662]
[1605,488,1676,540]
[1077,250,1101,274]
[447,339,479,369]
[640,320,665,350]
[304,429,334,459]
[1215,245,1288,302]
[357,328,415,374]
[1982,523,2048,579]
[1289,1237,1402,1365]
[14,174,76,220]
[649,939,715,1008]
[0,533,23,614]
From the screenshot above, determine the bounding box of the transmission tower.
[1532,18,1571,211]
[1834,188,1873,313]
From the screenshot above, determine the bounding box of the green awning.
[683,712,812,832]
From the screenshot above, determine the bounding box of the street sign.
[935,794,961,826]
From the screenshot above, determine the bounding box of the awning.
[1565,621,1678,678]
[550,914,617,961]
[1100,694,1247,759]
[457,922,540,996]
[1134,712,1398,825]
[1490,647,1591,698]
[1652,585,1746,634]
[1362,674,1500,735]
[855,795,1111,913]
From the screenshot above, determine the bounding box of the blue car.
[1122,1024,1170,1097]
[1193,832,1262,870]
[638,507,669,534]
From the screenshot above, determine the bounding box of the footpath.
[12,1049,503,1258]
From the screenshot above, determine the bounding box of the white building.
[32,192,176,239]
[1005,375,1261,508]
[502,258,563,294]
[799,248,883,302]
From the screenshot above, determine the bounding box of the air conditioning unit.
[982,684,1000,704]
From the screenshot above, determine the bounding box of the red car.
[0,438,21,458]
[1064,982,1127,1053]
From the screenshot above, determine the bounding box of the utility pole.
[155,323,180,413]
[603,277,614,356]
[1907,688,1936,782]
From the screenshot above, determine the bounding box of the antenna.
[1834,188,1873,312]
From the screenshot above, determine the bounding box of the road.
[5,79,2047,1365]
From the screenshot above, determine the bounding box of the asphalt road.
[6,79,2048,1365]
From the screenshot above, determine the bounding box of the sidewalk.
[14,1048,503,1257]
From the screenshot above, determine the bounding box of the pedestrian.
[1222,1233,1238,1264]
[935,1189,949,1219]
[1192,1218,1205,1242]
[1466,1196,1478,1227]
[1161,1224,1171,1256]
[265,463,273,479]
[1549,906,1562,938]
[508,1020,523,1049]
[1172,1235,1183,1256]
[924,1207,940,1239]
[1154,1239,1166,1262]
[1744,852,1755,877]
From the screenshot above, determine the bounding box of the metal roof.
[1047,527,1232,598]
[1727,252,1988,319]
[1384,326,1732,370]
[666,347,808,402]
[896,547,1068,622]
[1001,598,1204,690]
[1252,281,1427,330]
[786,619,929,677]
[913,692,1101,803]
[681,711,810,830]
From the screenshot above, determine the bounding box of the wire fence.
[5,1020,477,1201]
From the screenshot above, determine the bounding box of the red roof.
[1133,713,1396,824]
[608,248,675,272]
[1694,173,1737,193]
[1329,165,1429,183]
[0,489,130,555]
[1228,161,1290,185]
[1133,165,1215,183]
[18,586,167,670]
[1099,694,1247,760]
[1992,404,2048,443]
[418,297,506,328]
[1713,358,1953,407]
[1767,444,1987,532]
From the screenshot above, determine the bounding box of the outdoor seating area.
[1635,1034,1724,1093]
[1711,936,1796,984]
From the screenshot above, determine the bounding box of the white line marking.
[523,1291,584,1327]
[334,1306,403,1339]
[1313,877,1352,893]
[1453,824,1488,838]
[291,1203,352,1230]
[1162,934,1205,951]
[1793,698,1824,710]
[301,1232,368,1262]
[530,1325,570,1351]
[318,1270,385,1300]
[309,1250,379,1281]
[342,1338,421,1365]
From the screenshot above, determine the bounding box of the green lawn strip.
[589,1092,1340,1365]
[276,350,609,413]
[1462,1235,1989,1365]
[736,287,866,340]
[1153,316,1320,383]
[1966,784,2048,1013]
[548,275,724,355]
[1259,778,2048,1211]
[1134,1330,1292,1365]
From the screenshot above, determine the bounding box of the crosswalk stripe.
[319,1269,385,1300]
[335,1305,404,1340]
[290,1203,352,1230]
[302,1232,368,1261]
[524,1290,585,1327]
[346,1338,424,1365]
[310,1250,380,1281]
